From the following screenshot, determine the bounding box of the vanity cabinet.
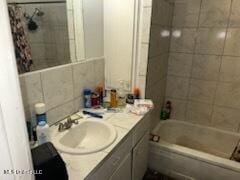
[86,114,150,180]
[132,131,149,180]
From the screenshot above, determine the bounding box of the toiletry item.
[126,93,135,104]
[96,85,104,106]
[82,110,103,118]
[117,80,126,107]
[35,103,47,124]
[26,121,32,141]
[110,89,117,107]
[32,126,37,142]
[133,87,140,99]
[165,101,172,119]
[160,107,167,120]
[36,121,50,145]
[91,92,100,107]
[83,88,92,108]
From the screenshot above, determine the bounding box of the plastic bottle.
[118,80,126,107]
[35,103,47,124]
[83,88,92,108]
[110,89,117,107]
[36,121,50,145]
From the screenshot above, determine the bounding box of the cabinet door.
[132,131,149,180]
[110,153,131,180]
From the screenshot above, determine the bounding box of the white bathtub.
[149,120,240,180]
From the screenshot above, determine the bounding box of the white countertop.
[49,110,146,180]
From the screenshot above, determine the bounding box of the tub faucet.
[58,117,79,132]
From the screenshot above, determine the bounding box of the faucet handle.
[58,123,65,132]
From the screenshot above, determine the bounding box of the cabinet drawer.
[87,134,133,180]
[133,112,150,146]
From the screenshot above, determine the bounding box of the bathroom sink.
[52,120,117,154]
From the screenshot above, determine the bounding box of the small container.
[91,93,100,107]
[35,103,47,124]
[110,89,117,107]
[96,85,104,106]
[126,94,135,104]
[83,88,92,108]
[36,121,50,145]
[133,87,140,99]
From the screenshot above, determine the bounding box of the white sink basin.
[52,120,117,154]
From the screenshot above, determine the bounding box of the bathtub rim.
[150,119,240,173]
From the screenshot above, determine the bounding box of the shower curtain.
[8,5,33,73]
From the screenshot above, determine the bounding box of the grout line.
[183,0,203,122]
[209,0,233,125]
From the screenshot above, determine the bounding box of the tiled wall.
[10,0,71,71]
[145,0,173,128]
[19,58,104,126]
[166,0,240,132]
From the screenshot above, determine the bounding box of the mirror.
[7,0,71,73]
[8,0,136,89]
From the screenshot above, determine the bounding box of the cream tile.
[41,65,74,109]
[19,72,44,123]
[147,54,168,86]
[47,100,74,125]
[192,54,221,81]
[139,44,149,76]
[220,56,240,82]
[146,78,166,104]
[149,25,171,57]
[172,0,201,27]
[170,28,197,53]
[69,39,76,62]
[229,0,240,27]
[19,72,44,108]
[72,61,95,98]
[166,76,189,100]
[167,53,192,77]
[166,98,187,121]
[215,82,240,108]
[142,7,152,43]
[73,96,83,112]
[199,0,231,27]
[224,28,240,56]
[188,79,217,104]
[151,0,173,26]
[186,101,212,125]
[212,106,240,132]
[195,28,226,55]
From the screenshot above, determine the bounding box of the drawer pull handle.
[112,157,121,166]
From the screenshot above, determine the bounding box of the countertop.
[49,109,147,180]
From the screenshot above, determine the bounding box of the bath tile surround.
[19,58,104,125]
[165,0,240,132]
[146,0,173,129]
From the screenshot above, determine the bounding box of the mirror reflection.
[7,0,70,73]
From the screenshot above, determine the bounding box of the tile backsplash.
[19,58,104,125]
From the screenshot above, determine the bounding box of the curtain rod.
[8,1,66,5]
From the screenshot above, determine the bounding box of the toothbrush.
[82,110,103,118]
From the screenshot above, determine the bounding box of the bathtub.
[149,120,240,180]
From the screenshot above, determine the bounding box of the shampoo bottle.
[36,121,50,145]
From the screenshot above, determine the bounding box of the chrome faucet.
[58,117,79,132]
